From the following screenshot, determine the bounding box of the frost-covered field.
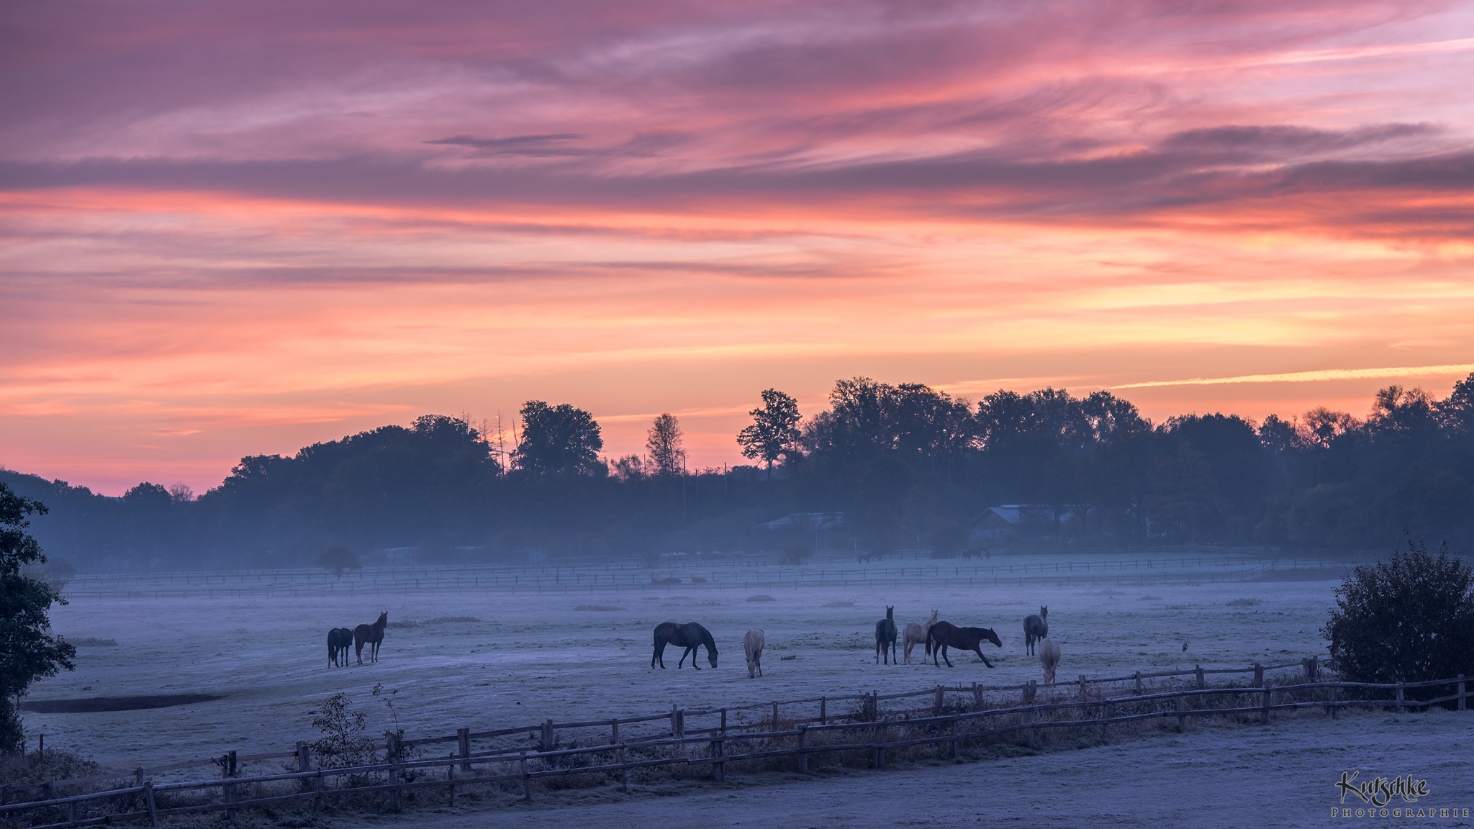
[30,552,1359,774]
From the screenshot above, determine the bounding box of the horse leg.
[973,645,994,667]
[355,641,363,666]
[943,645,954,668]
[692,646,702,670]
[678,646,689,669]
[652,640,664,669]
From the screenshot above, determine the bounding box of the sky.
[4,0,1474,495]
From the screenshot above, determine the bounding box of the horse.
[1039,637,1061,684]
[327,627,354,667]
[1023,606,1049,656]
[744,628,765,678]
[651,622,718,669]
[926,621,1002,668]
[902,609,939,665]
[874,606,898,665]
[353,611,387,665]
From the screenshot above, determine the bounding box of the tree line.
[4,374,1474,570]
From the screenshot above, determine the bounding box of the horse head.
[886,605,894,620]
[1040,606,1048,621]
[982,628,1002,648]
[707,639,719,669]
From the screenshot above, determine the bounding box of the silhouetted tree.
[317,544,361,578]
[646,413,686,477]
[737,389,802,480]
[513,401,604,476]
[0,484,76,753]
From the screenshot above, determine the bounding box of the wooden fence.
[4,661,1468,828]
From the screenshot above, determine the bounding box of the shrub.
[1322,538,1474,685]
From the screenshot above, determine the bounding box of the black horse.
[354,611,387,665]
[651,622,718,669]
[327,627,354,667]
[1023,606,1049,656]
[874,606,898,665]
[926,620,1003,668]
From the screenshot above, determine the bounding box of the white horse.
[1039,637,1061,684]
[743,628,765,678]
[902,609,939,665]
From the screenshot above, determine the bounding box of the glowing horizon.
[4,0,1474,495]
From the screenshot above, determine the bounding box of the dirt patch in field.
[20,694,224,713]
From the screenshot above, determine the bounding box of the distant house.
[969,505,1073,541]
[761,512,845,531]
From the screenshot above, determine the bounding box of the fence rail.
[5,662,1467,828]
[1,658,1321,796]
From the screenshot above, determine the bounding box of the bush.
[1322,538,1474,685]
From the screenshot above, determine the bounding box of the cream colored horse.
[902,609,939,664]
[744,628,765,678]
[1039,637,1061,684]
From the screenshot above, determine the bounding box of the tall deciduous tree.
[737,389,802,480]
[1,483,76,753]
[513,401,604,476]
[646,413,686,477]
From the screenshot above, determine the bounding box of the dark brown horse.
[327,627,353,667]
[651,621,718,669]
[353,612,387,665]
[874,606,897,665]
[926,621,1002,667]
[1023,606,1049,655]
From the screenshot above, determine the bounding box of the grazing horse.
[353,612,387,665]
[926,621,1003,668]
[1023,606,1049,656]
[902,609,939,665]
[744,628,765,678]
[1039,637,1061,684]
[651,622,718,669]
[327,627,354,667]
[874,606,898,665]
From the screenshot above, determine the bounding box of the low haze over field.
[4,1,1474,493]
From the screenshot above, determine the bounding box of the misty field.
[23,550,1368,776]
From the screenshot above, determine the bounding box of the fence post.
[1134,672,1142,696]
[711,730,725,783]
[1459,675,1466,712]
[1260,686,1271,725]
[458,727,471,772]
[541,719,555,753]
[772,701,779,728]
[797,725,809,774]
[447,754,456,807]
[1396,682,1405,712]
[296,742,314,798]
[1022,681,1035,705]
[144,780,159,828]
[1253,662,1263,688]
[820,697,827,725]
[1329,685,1338,719]
[873,722,885,769]
[972,682,983,709]
[1100,701,1109,742]
[223,749,237,821]
[519,753,532,802]
[1078,674,1088,701]
[1176,694,1187,733]
[950,716,960,758]
[1195,665,1204,689]
[935,685,944,716]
